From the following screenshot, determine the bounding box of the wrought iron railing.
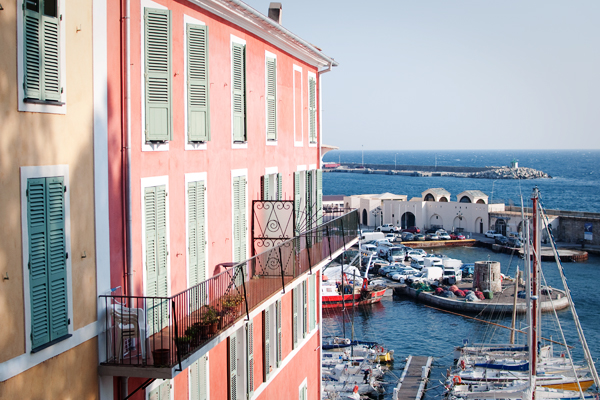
[100,209,358,371]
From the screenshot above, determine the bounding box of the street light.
[371,206,382,228]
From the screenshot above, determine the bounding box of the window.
[261,173,282,201]
[186,23,210,143]
[232,175,247,262]
[308,73,317,144]
[21,0,64,108]
[309,274,316,331]
[232,40,246,143]
[275,299,282,367]
[229,323,253,400]
[292,284,305,349]
[265,53,277,142]
[26,175,70,351]
[294,169,323,236]
[263,304,277,381]
[144,8,172,142]
[144,184,169,335]
[190,356,208,400]
[299,380,308,400]
[293,65,303,146]
[246,321,254,398]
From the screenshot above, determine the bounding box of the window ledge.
[31,334,72,354]
[24,98,65,106]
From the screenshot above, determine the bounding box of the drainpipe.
[317,63,333,168]
[124,0,133,298]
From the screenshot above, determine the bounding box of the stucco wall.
[0,0,97,363]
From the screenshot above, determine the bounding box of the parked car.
[401,232,415,241]
[414,234,426,241]
[485,230,497,238]
[426,233,439,241]
[402,226,421,234]
[406,249,427,261]
[450,232,466,240]
[495,235,509,245]
[376,224,399,233]
[385,233,397,241]
[461,263,475,278]
[437,231,451,240]
[410,258,425,270]
[507,237,522,248]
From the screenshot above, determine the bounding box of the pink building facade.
[100,1,358,400]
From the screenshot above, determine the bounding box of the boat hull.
[322,288,386,309]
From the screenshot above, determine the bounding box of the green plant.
[202,306,220,325]
[222,293,244,309]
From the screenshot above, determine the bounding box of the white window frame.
[265,50,277,146]
[20,165,74,354]
[264,166,278,200]
[231,35,247,149]
[141,175,171,298]
[293,65,303,147]
[185,172,208,288]
[231,168,248,260]
[141,0,170,153]
[298,378,308,400]
[184,15,208,151]
[307,71,317,147]
[17,0,68,114]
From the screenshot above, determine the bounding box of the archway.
[429,214,443,229]
[424,193,435,201]
[476,199,486,204]
[459,196,471,203]
[439,196,449,202]
[362,209,368,226]
[475,217,483,234]
[495,218,507,236]
[401,212,416,228]
[452,216,464,232]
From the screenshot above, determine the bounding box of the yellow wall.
[0,0,97,363]
[0,338,100,399]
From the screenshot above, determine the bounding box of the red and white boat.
[321,277,386,309]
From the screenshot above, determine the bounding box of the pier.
[392,355,433,400]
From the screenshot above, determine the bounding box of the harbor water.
[321,246,600,399]
[321,150,600,398]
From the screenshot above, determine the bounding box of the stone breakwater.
[328,163,551,180]
[467,166,551,179]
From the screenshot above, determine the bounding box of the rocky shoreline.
[466,166,551,179]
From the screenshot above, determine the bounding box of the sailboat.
[445,188,600,400]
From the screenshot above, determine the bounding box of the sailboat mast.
[531,187,540,388]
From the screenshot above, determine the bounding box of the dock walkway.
[392,355,433,400]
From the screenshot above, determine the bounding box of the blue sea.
[320,150,600,398]
[322,150,600,212]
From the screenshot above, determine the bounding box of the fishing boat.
[445,188,600,399]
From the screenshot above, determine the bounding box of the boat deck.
[393,355,433,400]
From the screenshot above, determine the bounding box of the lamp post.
[371,206,382,228]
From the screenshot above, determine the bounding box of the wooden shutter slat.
[41,15,61,101]
[277,173,282,201]
[232,43,246,142]
[188,182,198,286]
[24,10,42,100]
[247,321,254,397]
[230,332,238,400]
[264,309,270,380]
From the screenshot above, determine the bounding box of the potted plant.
[177,335,192,355]
[222,293,244,314]
[202,306,220,334]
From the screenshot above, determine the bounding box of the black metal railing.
[100,209,358,371]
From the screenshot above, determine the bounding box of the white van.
[361,232,385,241]
[423,257,443,268]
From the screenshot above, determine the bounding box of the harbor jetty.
[392,356,433,400]
[324,163,551,180]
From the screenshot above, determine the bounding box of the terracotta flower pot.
[152,349,170,366]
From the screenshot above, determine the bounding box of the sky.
[243,0,600,150]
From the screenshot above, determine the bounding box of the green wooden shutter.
[306,171,313,248]
[233,177,246,263]
[23,1,61,101]
[247,321,254,398]
[144,8,172,142]
[232,42,246,142]
[309,274,316,331]
[263,309,270,380]
[28,178,50,348]
[149,386,159,400]
[199,356,208,400]
[266,57,277,141]
[294,172,301,235]
[316,169,323,242]
[159,381,170,400]
[292,288,298,348]
[277,173,283,200]
[302,281,307,338]
[276,300,282,367]
[230,332,238,400]
[308,76,317,143]
[262,174,269,201]
[187,24,210,142]
[188,182,198,287]
[41,13,61,101]
[190,360,199,400]
[47,177,68,340]
[23,7,42,100]
[145,185,168,335]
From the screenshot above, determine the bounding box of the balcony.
[98,209,358,379]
